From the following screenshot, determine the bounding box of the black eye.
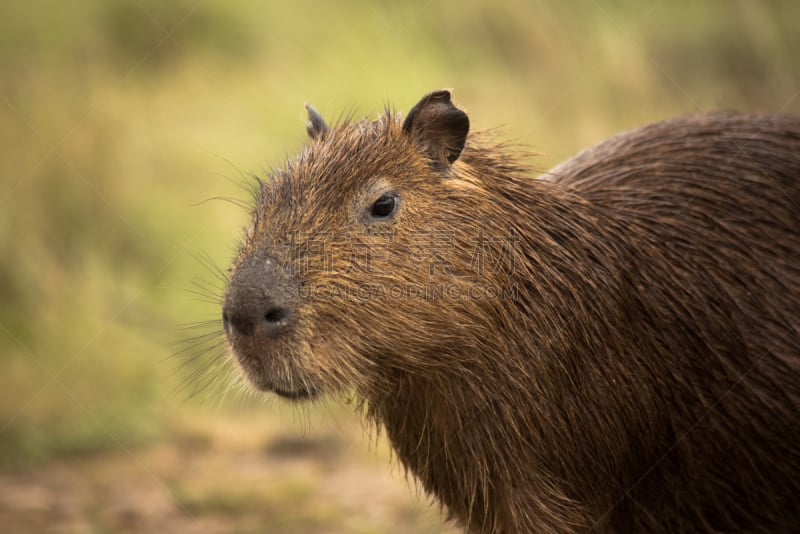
[370,194,397,218]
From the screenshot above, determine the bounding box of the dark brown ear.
[402,90,469,165]
[305,103,329,140]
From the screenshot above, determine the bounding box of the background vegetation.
[1,0,798,531]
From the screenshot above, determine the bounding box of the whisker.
[169,339,227,367]
[184,289,223,306]
[193,250,231,287]
[176,320,222,331]
[173,350,230,401]
[189,196,252,212]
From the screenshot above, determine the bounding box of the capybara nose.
[222,257,294,340]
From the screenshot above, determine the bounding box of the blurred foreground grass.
[1,0,798,531]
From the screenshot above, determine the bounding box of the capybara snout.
[223,256,294,339]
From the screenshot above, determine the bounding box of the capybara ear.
[402,90,469,165]
[305,103,329,140]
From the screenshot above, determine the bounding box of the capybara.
[221,90,800,533]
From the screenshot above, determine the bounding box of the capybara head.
[223,90,517,401]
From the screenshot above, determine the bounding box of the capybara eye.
[370,194,397,218]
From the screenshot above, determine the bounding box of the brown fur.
[222,91,800,532]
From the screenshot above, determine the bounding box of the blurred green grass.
[0,0,798,488]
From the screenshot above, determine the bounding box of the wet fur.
[229,107,800,532]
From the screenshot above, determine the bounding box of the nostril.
[263,307,289,325]
[222,304,289,337]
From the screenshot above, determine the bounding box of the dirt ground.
[0,410,461,533]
